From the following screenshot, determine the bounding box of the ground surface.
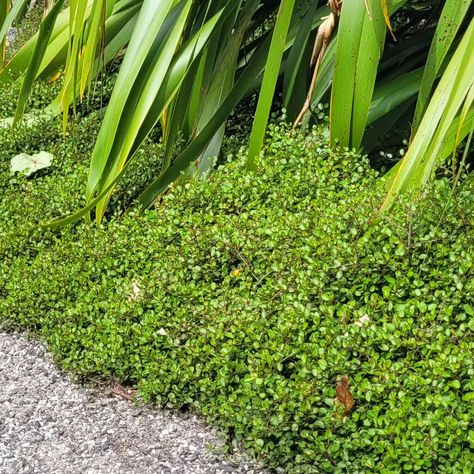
[0,333,265,474]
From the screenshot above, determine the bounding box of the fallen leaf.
[108,383,136,401]
[128,280,143,301]
[335,374,355,417]
[354,314,370,327]
[11,151,53,176]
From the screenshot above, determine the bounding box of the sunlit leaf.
[11,151,53,176]
[247,0,296,170]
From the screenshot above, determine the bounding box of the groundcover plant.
[0,1,473,473]
[0,115,473,472]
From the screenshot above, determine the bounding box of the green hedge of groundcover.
[1,106,473,473]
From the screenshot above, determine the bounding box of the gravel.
[0,333,267,474]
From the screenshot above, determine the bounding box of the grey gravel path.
[0,333,266,474]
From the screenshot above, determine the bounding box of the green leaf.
[247,0,296,170]
[412,0,472,132]
[381,18,474,212]
[0,1,94,82]
[330,0,386,149]
[91,1,226,222]
[0,0,9,69]
[138,33,272,208]
[0,0,29,50]
[367,68,423,125]
[87,0,190,218]
[282,2,317,119]
[194,1,258,175]
[13,0,65,126]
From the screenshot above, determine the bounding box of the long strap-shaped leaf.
[90,1,230,222]
[0,0,133,82]
[42,5,229,227]
[367,67,423,125]
[307,0,407,126]
[138,33,273,208]
[330,0,386,149]
[0,1,98,85]
[92,0,194,222]
[60,0,89,129]
[0,0,8,69]
[0,1,140,129]
[13,0,65,126]
[79,0,106,97]
[363,68,422,151]
[86,0,177,202]
[246,0,296,170]
[380,18,474,212]
[282,2,320,120]
[126,5,232,159]
[0,0,30,52]
[412,0,472,133]
[195,0,258,175]
[380,106,474,189]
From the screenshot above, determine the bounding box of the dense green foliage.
[1,96,473,472]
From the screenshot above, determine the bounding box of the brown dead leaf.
[354,314,370,327]
[128,280,144,301]
[109,383,136,401]
[335,374,355,417]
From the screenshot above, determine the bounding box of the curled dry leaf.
[354,314,371,327]
[128,280,143,301]
[108,383,136,401]
[335,374,355,417]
